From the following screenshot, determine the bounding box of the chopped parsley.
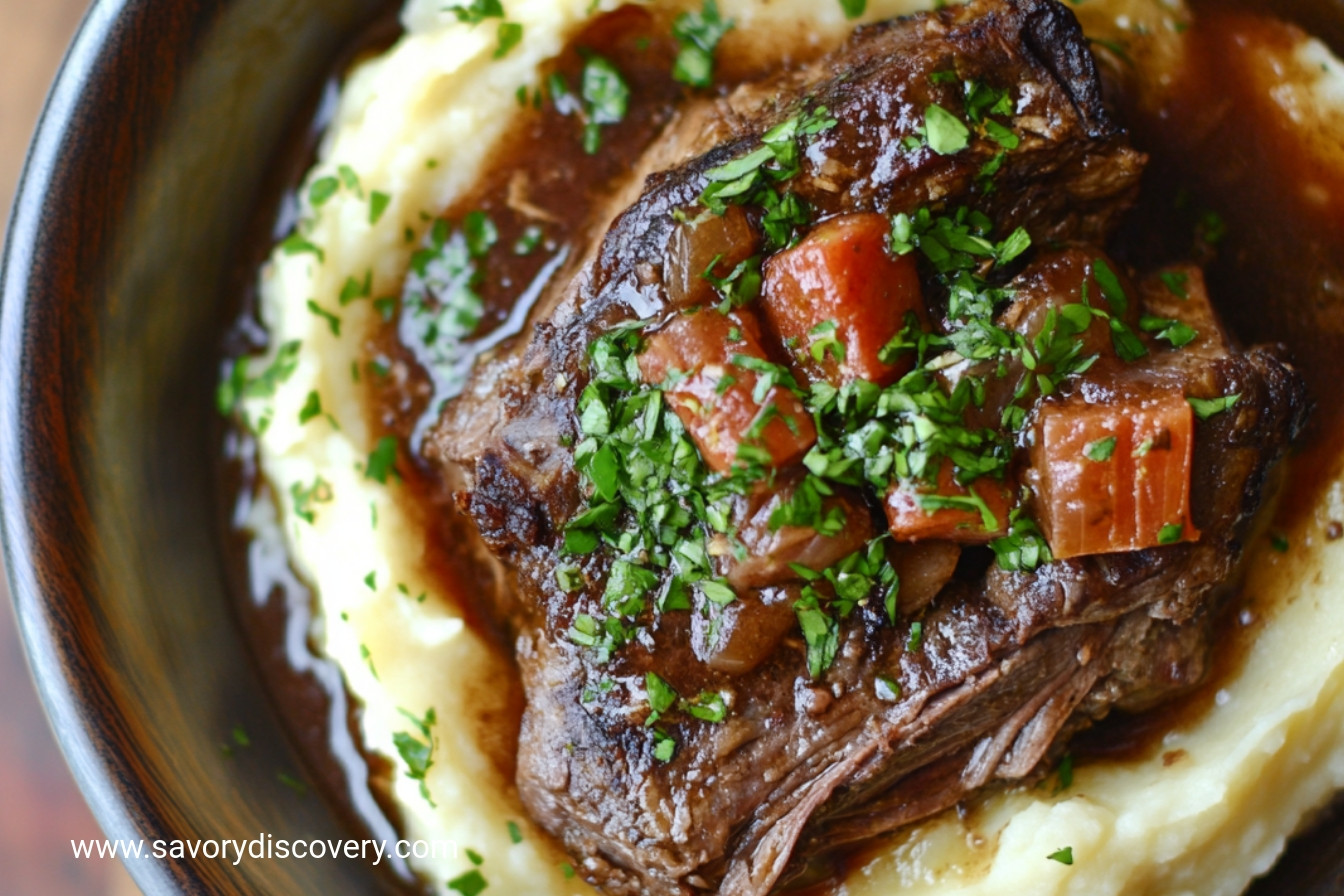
[369,191,391,225]
[1139,313,1197,348]
[495,21,523,58]
[393,707,438,806]
[308,176,340,207]
[1158,270,1189,299]
[838,0,866,19]
[645,672,678,725]
[279,232,325,262]
[507,821,523,844]
[365,436,400,484]
[651,728,677,762]
[445,0,503,24]
[1053,752,1074,794]
[306,299,341,336]
[1270,533,1289,553]
[447,869,488,896]
[924,104,970,155]
[551,55,632,154]
[875,675,901,702]
[290,477,332,524]
[1158,523,1184,544]
[672,0,733,88]
[906,620,924,653]
[1084,436,1117,462]
[1047,846,1074,865]
[1188,393,1240,420]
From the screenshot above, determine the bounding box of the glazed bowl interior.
[1,1,397,893]
[6,2,1344,896]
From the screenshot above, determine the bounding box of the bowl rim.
[0,1,184,892]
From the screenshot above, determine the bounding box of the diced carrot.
[761,213,925,387]
[1030,391,1199,560]
[638,308,816,475]
[884,460,1014,543]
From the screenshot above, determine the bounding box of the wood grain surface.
[0,4,138,894]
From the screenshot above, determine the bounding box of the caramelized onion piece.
[691,586,799,675]
[664,205,759,309]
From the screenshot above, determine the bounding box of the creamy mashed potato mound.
[244,0,1344,892]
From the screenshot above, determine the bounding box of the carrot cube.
[884,461,1014,543]
[762,213,925,387]
[1030,392,1199,560]
[638,309,816,475]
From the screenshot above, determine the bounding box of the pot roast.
[424,0,1308,892]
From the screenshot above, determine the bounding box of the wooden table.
[0,4,139,893]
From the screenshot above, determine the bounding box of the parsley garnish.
[875,675,901,701]
[495,21,522,58]
[1139,313,1197,348]
[1158,523,1184,544]
[1084,436,1117,462]
[279,233,324,262]
[652,728,676,762]
[369,191,391,225]
[445,0,503,24]
[579,56,631,154]
[1158,270,1189,299]
[838,0,866,19]
[672,0,733,88]
[308,176,339,207]
[447,869,488,896]
[1047,846,1074,865]
[290,477,332,524]
[392,707,438,806]
[645,672,678,724]
[306,300,341,336]
[507,820,523,844]
[924,104,970,155]
[1188,393,1240,419]
[365,436,399,484]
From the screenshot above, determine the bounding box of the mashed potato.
[240,1,1344,893]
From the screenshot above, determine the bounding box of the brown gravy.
[220,2,1344,893]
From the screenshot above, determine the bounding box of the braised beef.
[422,0,1307,893]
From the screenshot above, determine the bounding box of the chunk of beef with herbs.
[419,0,1307,894]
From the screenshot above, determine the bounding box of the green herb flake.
[1084,436,1116,462]
[839,0,866,19]
[1053,752,1074,794]
[507,820,523,844]
[1270,533,1289,553]
[514,224,544,255]
[231,725,251,748]
[1158,523,1184,545]
[875,675,901,702]
[393,707,438,806]
[579,56,630,154]
[560,863,576,880]
[671,0,733,88]
[365,436,400,484]
[308,176,340,207]
[466,849,485,867]
[1158,270,1189,299]
[924,104,970,155]
[290,476,333,524]
[445,0,503,25]
[277,772,308,796]
[369,191,392,225]
[495,21,523,58]
[1188,393,1240,420]
[306,300,341,336]
[906,620,924,653]
[279,233,325,262]
[298,390,323,425]
[1048,846,1074,865]
[1139,313,1197,348]
[651,728,677,762]
[645,672,679,724]
[447,869,488,896]
[340,270,373,305]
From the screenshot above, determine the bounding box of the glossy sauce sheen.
[223,3,1344,894]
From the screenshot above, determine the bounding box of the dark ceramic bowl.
[4,1,1344,895]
